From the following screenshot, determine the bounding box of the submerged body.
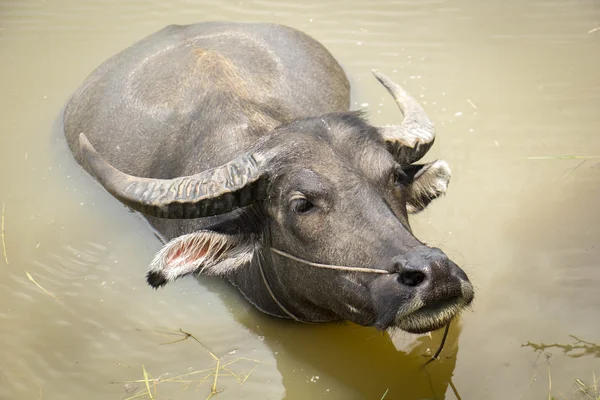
[64,21,473,332]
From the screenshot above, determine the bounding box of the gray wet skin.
[63,21,474,333]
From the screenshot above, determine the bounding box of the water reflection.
[523,336,600,359]
[211,279,464,400]
[2,0,600,399]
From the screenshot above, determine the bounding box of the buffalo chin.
[395,297,464,334]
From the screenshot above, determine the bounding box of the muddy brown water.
[1,0,599,399]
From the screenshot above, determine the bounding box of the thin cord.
[261,247,390,322]
[270,248,390,274]
[257,258,304,322]
[424,322,451,366]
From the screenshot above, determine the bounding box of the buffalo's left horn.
[78,133,269,219]
[373,70,435,165]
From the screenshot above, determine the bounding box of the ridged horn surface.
[79,133,268,219]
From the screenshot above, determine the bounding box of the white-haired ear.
[146,231,254,288]
[405,160,451,214]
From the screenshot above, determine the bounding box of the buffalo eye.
[392,166,409,187]
[291,197,315,215]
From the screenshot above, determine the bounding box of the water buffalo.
[63,21,474,333]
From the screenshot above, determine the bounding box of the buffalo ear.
[146,231,254,288]
[403,160,451,214]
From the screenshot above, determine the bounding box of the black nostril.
[398,269,426,287]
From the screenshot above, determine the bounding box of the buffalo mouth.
[395,294,472,334]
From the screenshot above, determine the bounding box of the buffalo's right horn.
[78,133,269,219]
[373,70,435,165]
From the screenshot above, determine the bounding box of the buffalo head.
[78,71,474,333]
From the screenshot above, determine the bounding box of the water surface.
[1,0,599,399]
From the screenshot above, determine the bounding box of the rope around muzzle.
[258,248,392,323]
[270,248,391,274]
[264,248,452,364]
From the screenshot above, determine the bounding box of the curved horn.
[373,70,435,165]
[78,133,269,219]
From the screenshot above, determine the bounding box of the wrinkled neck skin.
[144,206,313,322]
[228,250,336,322]
[211,207,338,323]
[145,198,421,327]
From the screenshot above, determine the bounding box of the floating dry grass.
[141,365,155,400]
[573,373,599,400]
[25,271,60,301]
[524,336,599,400]
[467,98,478,109]
[2,203,8,264]
[116,328,261,400]
[547,371,599,400]
[548,358,553,399]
